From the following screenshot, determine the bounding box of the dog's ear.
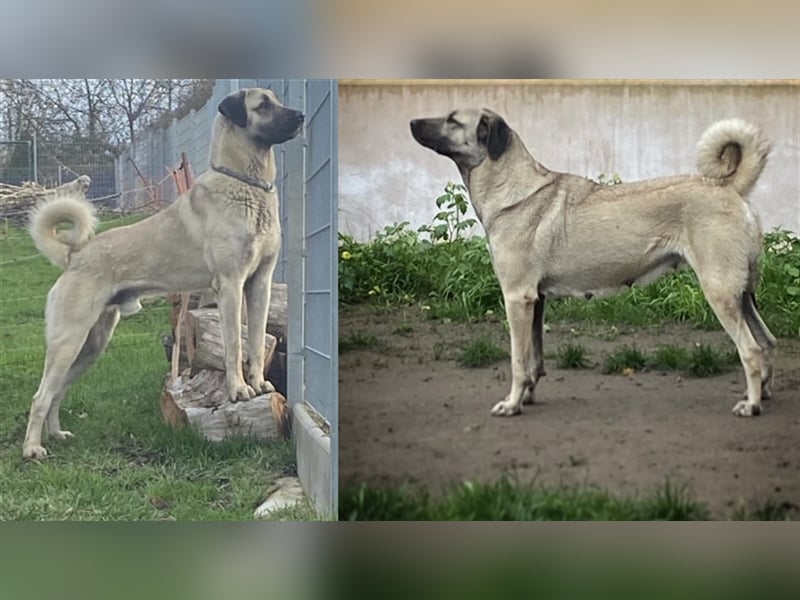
[218,90,248,128]
[478,110,511,160]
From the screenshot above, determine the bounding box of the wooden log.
[160,369,290,441]
[187,308,278,376]
[168,283,288,353]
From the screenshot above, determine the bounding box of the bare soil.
[339,305,800,519]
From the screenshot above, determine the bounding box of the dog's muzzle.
[410,119,447,154]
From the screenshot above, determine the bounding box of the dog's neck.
[463,132,550,226]
[209,117,277,185]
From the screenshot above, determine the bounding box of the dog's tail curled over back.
[696,119,770,198]
[29,175,96,269]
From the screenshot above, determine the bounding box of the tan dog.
[411,109,776,419]
[23,88,304,459]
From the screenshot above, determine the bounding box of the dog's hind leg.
[700,286,765,417]
[742,291,777,398]
[243,259,277,396]
[24,328,95,458]
[522,295,547,405]
[45,307,121,440]
[492,294,536,416]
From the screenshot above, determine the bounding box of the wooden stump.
[170,284,287,334]
[160,369,290,441]
[187,309,278,375]
[161,283,289,437]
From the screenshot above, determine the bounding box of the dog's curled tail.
[29,175,96,269]
[696,119,770,198]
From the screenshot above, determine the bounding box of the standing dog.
[410,109,776,419]
[23,88,304,459]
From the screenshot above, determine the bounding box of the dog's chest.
[225,185,279,235]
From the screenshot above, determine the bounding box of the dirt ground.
[339,305,800,519]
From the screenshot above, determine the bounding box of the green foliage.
[685,344,739,377]
[339,183,500,320]
[339,332,381,353]
[339,478,710,521]
[417,182,477,242]
[649,345,691,370]
[392,323,414,336]
[603,345,649,374]
[646,343,737,377]
[732,498,794,521]
[603,343,738,378]
[556,343,591,369]
[458,337,508,368]
[339,180,800,337]
[593,173,623,186]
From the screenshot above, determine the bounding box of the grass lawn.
[0,216,318,520]
[340,479,792,521]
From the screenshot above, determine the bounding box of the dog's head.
[410,108,511,169]
[218,88,305,147]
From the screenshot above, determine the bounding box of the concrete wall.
[339,80,800,239]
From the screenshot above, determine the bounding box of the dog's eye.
[446,113,461,126]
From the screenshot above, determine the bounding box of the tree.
[0,79,212,181]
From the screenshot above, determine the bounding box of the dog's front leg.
[243,260,276,396]
[216,276,255,402]
[491,295,536,416]
[522,295,547,405]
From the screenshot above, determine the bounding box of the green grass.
[603,345,649,374]
[649,345,691,370]
[686,344,740,377]
[556,343,591,369]
[602,343,738,377]
[340,478,711,520]
[392,323,414,336]
[339,332,381,353]
[732,498,795,521]
[0,219,317,521]
[458,337,508,368]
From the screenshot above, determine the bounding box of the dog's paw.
[22,444,48,460]
[490,399,522,417]
[229,382,256,403]
[247,376,275,396]
[50,430,74,441]
[731,400,762,417]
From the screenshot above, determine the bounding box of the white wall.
[339,80,800,239]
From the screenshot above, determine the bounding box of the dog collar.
[211,164,275,193]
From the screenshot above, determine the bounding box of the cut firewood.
[187,309,278,375]
[160,369,290,441]
[168,283,288,351]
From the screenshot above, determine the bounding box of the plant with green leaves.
[417,181,477,242]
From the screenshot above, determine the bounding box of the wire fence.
[0,138,117,202]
